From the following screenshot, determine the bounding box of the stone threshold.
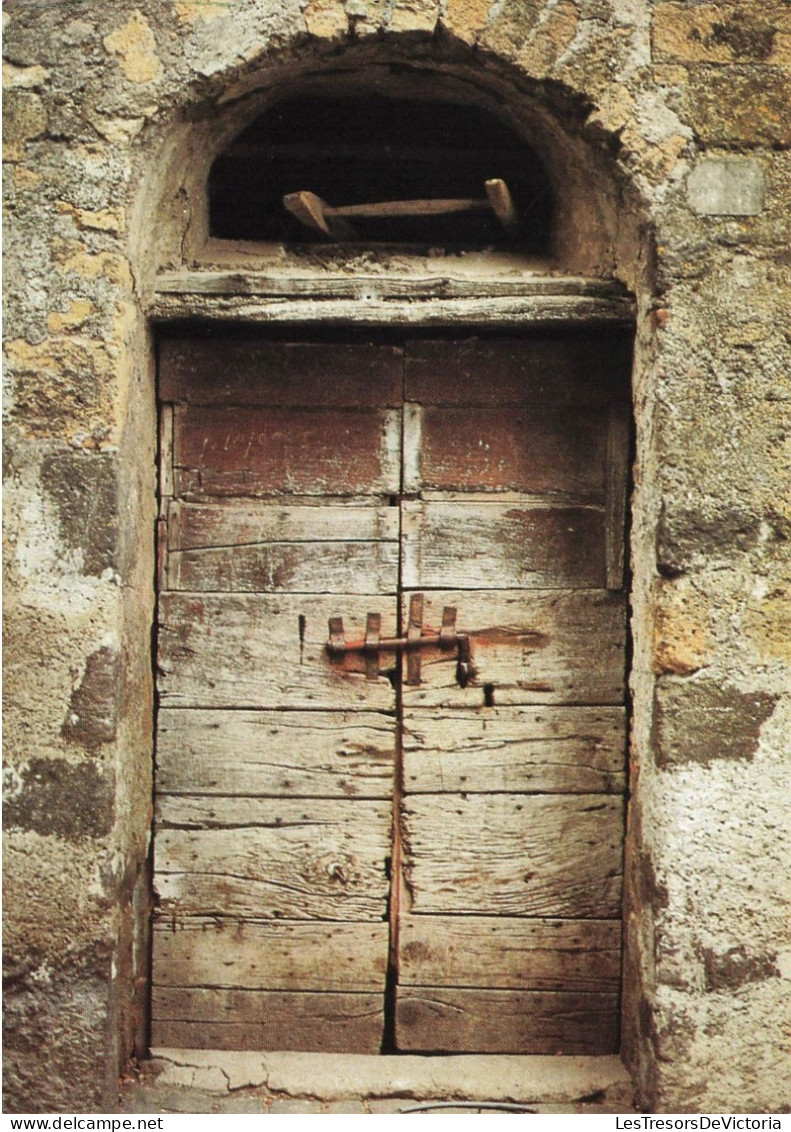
[147,1049,633,1106]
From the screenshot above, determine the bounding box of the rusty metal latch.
[327,593,473,686]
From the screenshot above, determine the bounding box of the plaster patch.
[687,158,765,217]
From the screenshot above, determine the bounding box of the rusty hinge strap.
[406,593,424,686]
[364,612,381,682]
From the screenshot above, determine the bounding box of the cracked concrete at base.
[144,1050,633,1105]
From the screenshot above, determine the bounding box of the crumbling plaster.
[3,0,790,1115]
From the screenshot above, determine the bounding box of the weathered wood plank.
[398,916,621,992]
[173,405,402,498]
[157,709,395,798]
[159,339,403,407]
[606,401,631,591]
[402,707,625,794]
[152,918,388,991]
[151,989,384,1053]
[404,336,633,405]
[401,501,606,590]
[416,404,608,495]
[165,498,399,594]
[395,988,618,1054]
[401,794,623,918]
[155,798,392,920]
[169,501,400,550]
[150,293,637,330]
[169,539,399,593]
[157,593,398,709]
[398,590,627,707]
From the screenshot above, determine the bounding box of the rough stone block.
[687,158,765,216]
[41,452,119,577]
[652,679,778,769]
[656,504,762,576]
[3,757,115,839]
[685,66,791,147]
[62,646,122,749]
[702,945,780,992]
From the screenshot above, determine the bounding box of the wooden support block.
[283,191,357,240]
[485,178,519,232]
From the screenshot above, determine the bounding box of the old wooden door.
[151,332,631,1055]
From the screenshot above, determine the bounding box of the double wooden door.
[151,332,631,1054]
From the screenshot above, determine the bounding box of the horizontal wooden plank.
[169,540,399,593]
[398,590,627,707]
[159,339,403,406]
[397,916,621,992]
[150,293,637,330]
[151,989,383,1053]
[155,798,391,920]
[156,271,634,302]
[402,707,625,794]
[414,404,608,495]
[173,405,401,498]
[157,709,395,797]
[401,794,623,918]
[404,336,632,405]
[401,501,606,590]
[395,988,618,1054]
[169,502,400,550]
[152,918,388,991]
[157,593,398,710]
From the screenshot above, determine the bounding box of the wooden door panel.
[404,337,632,406]
[173,405,402,499]
[151,989,385,1053]
[402,707,625,794]
[408,405,608,497]
[158,593,398,710]
[159,339,403,407]
[401,501,606,589]
[157,708,394,798]
[401,794,623,918]
[153,919,389,991]
[398,590,626,707]
[398,916,620,992]
[394,988,619,1054]
[155,797,392,921]
[169,501,400,549]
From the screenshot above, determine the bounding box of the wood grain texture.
[169,539,399,593]
[155,798,392,921]
[401,501,606,590]
[397,916,621,991]
[401,707,625,794]
[398,590,627,707]
[151,989,384,1053]
[404,336,633,405]
[401,793,623,918]
[157,593,398,710]
[169,501,400,550]
[395,987,618,1054]
[159,338,403,407]
[173,405,402,499]
[416,404,608,495]
[153,918,388,990]
[157,709,395,798]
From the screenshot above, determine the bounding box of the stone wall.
[3,0,789,1114]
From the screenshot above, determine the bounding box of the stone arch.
[131,33,652,286]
